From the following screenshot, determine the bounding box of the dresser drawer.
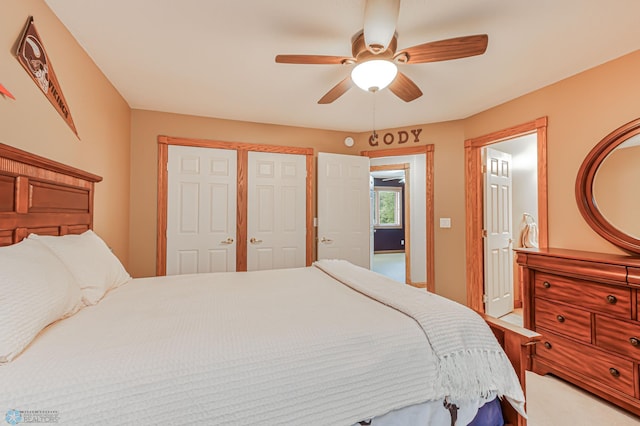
[537,330,635,395]
[535,298,591,343]
[535,272,631,318]
[595,315,640,361]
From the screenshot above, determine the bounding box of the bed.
[0,143,540,425]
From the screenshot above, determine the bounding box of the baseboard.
[374,250,405,254]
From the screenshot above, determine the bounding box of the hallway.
[372,252,406,283]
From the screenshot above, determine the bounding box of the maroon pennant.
[16,17,78,137]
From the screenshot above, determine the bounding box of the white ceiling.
[45,0,640,133]
[371,169,405,180]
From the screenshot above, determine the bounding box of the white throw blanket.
[314,259,525,414]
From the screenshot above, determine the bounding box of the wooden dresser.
[516,247,640,416]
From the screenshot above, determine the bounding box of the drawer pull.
[630,337,640,347]
[556,315,565,323]
[543,281,551,288]
[609,368,620,378]
[606,295,617,304]
[544,342,552,349]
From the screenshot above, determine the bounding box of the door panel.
[177,250,197,273]
[247,151,306,271]
[484,147,514,317]
[317,153,371,268]
[209,183,231,232]
[167,145,237,274]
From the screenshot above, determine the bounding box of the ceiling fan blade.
[397,34,488,64]
[275,54,352,65]
[363,0,400,53]
[318,76,354,104]
[388,72,422,102]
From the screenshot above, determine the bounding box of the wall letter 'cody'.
[369,128,423,146]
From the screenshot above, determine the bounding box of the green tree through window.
[374,187,402,228]
[378,191,397,224]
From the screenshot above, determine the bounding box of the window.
[373,186,402,228]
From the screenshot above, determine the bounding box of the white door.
[317,152,371,268]
[247,151,307,271]
[166,145,237,275]
[483,147,514,317]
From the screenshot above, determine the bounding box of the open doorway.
[464,117,548,316]
[361,145,434,292]
[370,166,409,283]
[482,135,538,322]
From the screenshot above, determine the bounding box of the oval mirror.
[576,117,640,253]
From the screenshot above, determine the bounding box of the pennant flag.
[16,17,78,137]
[0,83,15,100]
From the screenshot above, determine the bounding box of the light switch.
[440,218,452,228]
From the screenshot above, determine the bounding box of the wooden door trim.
[157,142,168,276]
[361,145,435,292]
[157,135,314,276]
[464,117,548,312]
[158,135,313,155]
[236,149,248,271]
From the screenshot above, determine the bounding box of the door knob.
[220,237,234,244]
[249,237,263,244]
[320,237,333,244]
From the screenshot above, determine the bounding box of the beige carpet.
[526,371,640,425]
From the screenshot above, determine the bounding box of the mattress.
[0,262,522,425]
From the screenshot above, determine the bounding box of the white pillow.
[0,238,83,363]
[29,230,131,305]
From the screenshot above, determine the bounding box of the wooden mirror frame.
[576,117,640,254]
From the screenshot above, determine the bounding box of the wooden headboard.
[0,143,102,246]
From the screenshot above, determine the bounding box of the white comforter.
[0,262,523,425]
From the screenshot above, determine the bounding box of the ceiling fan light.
[351,60,398,92]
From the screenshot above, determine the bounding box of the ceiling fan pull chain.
[371,91,378,143]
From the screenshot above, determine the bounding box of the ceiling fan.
[275,0,488,104]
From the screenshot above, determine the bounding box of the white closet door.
[247,151,307,271]
[166,145,237,274]
[317,152,371,269]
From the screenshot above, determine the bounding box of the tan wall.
[129,110,356,277]
[0,0,131,266]
[465,49,640,260]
